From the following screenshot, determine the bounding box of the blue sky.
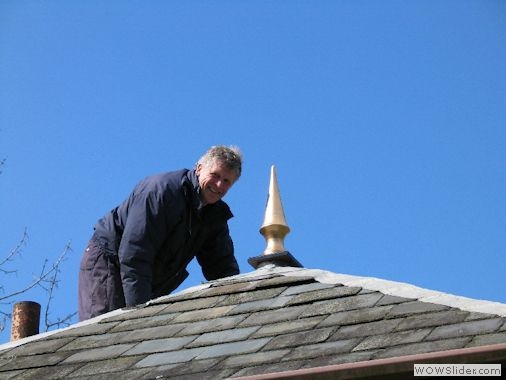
[1,1,505,342]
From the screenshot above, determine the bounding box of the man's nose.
[216,180,229,191]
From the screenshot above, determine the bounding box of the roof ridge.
[252,265,506,317]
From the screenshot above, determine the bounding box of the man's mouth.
[208,187,221,197]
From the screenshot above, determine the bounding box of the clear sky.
[1,1,505,343]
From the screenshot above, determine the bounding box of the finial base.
[248,251,303,269]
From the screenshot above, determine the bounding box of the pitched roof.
[1,265,505,379]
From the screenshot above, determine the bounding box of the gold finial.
[248,165,302,269]
[260,165,290,255]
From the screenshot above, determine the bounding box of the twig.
[42,242,77,331]
[0,241,71,303]
[0,229,28,272]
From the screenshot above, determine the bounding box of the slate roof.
[0,264,505,379]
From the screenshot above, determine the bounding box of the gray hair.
[197,145,243,178]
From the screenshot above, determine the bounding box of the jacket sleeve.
[118,188,172,307]
[196,221,240,281]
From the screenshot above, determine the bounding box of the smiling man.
[78,145,242,321]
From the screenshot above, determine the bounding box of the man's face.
[196,160,238,205]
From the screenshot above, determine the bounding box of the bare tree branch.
[0,241,72,303]
[1,152,77,336]
[0,311,10,335]
[0,238,75,335]
[42,242,77,331]
[0,228,28,273]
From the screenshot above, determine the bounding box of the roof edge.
[0,307,129,352]
[244,265,506,317]
[233,342,506,380]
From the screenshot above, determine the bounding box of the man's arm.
[196,222,240,281]
[118,190,169,307]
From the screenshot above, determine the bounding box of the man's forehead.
[208,160,238,178]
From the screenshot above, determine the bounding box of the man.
[78,145,242,321]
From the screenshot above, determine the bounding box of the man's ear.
[195,163,202,175]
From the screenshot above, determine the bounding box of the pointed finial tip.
[248,164,303,269]
[260,164,290,255]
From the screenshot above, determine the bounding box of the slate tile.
[59,331,131,351]
[286,286,362,306]
[170,305,235,323]
[0,369,25,379]
[156,295,225,313]
[187,326,259,348]
[263,327,335,350]
[113,324,185,343]
[232,359,303,377]
[75,367,155,380]
[373,337,471,359]
[212,273,276,287]
[353,328,432,351]
[154,358,222,376]
[49,321,119,338]
[135,347,208,367]
[220,349,290,368]
[1,336,75,356]
[216,287,287,307]
[189,281,258,298]
[64,355,143,377]
[300,293,384,317]
[252,315,324,338]
[281,281,336,296]
[0,356,11,370]
[388,301,449,317]
[319,305,393,327]
[62,343,135,364]
[376,294,415,306]
[177,314,247,336]
[0,351,71,371]
[0,347,13,357]
[466,311,501,321]
[467,332,506,347]
[108,312,180,332]
[134,363,176,378]
[239,304,308,327]
[329,318,400,340]
[425,318,504,340]
[124,335,196,355]
[100,303,168,322]
[254,275,315,289]
[229,295,293,314]
[283,338,361,361]
[395,310,469,330]
[195,337,271,359]
[121,368,165,380]
[309,350,374,366]
[150,368,235,380]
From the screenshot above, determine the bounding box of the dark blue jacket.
[93,168,239,307]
